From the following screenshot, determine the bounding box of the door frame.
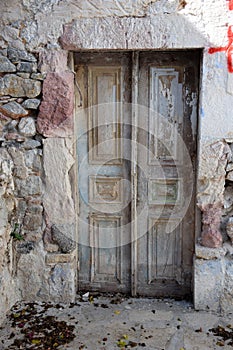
[73,49,201,297]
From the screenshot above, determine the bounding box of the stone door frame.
[70,48,201,297]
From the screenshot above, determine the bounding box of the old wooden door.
[134,52,199,297]
[76,53,132,293]
[75,51,199,297]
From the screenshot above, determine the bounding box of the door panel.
[136,52,199,297]
[147,218,182,282]
[75,53,132,293]
[88,66,122,164]
[75,51,199,297]
[89,215,122,284]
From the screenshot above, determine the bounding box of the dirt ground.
[0,294,233,350]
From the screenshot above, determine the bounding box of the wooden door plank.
[136,51,200,297]
[75,52,132,293]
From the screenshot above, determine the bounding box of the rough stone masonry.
[0,0,233,320]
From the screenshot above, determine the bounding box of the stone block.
[227,170,233,181]
[200,229,223,248]
[8,147,25,167]
[15,199,27,221]
[229,144,233,162]
[31,72,46,80]
[7,47,37,63]
[16,242,49,301]
[51,225,76,254]
[0,101,28,119]
[13,165,28,179]
[0,74,41,98]
[45,243,59,253]
[226,163,233,172]
[16,72,30,79]
[226,217,233,243]
[16,175,42,197]
[17,61,37,73]
[16,241,35,254]
[21,139,41,149]
[22,98,40,109]
[220,259,233,313]
[0,111,11,132]
[195,244,227,260]
[0,95,12,101]
[0,152,14,197]
[48,263,76,303]
[37,72,74,137]
[59,18,127,50]
[223,242,233,257]
[0,268,19,326]
[46,251,76,264]
[1,26,24,50]
[24,231,43,242]
[23,204,43,231]
[0,49,7,57]
[18,117,36,136]
[0,198,8,238]
[24,149,41,172]
[22,0,61,15]
[197,141,230,207]
[194,258,224,312]
[224,185,233,211]
[38,49,68,73]
[0,55,16,72]
[199,202,223,248]
[4,133,25,142]
[43,138,75,227]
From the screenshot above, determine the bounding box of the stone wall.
[194,139,233,312]
[0,36,77,320]
[0,47,44,320]
[0,0,233,316]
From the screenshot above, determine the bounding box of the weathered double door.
[75,51,199,297]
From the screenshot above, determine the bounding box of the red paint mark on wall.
[208,26,233,73]
[227,0,233,10]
